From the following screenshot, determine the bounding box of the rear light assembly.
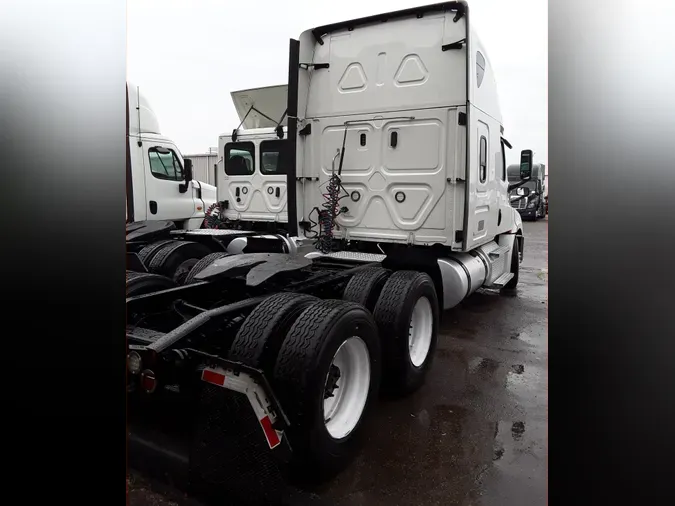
[140,369,158,393]
[127,351,142,375]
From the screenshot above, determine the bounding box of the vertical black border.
[285,38,300,237]
[462,2,471,250]
[126,84,135,223]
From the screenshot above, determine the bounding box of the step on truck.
[126,2,532,503]
[126,82,217,229]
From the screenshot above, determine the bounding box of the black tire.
[228,292,318,373]
[342,267,391,312]
[137,240,177,267]
[504,238,521,290]
[372,270,439,396]
[172,258,200,285]
[273,299,381,481]
[148,241,212,278]
[126,270,177,297]
[184,252,231,285]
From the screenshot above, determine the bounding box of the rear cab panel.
[295,3,468,248]
[292,1,515,252]
[217,128,289,223]
[216,85,290,224]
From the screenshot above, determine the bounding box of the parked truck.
[126,2,532,502]
[126,82,217,229]
[213,84,291,232]
[508,161,546,220]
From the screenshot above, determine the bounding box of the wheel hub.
[324,364,341,399]
[408,297,433,367]
[322,336,371,440]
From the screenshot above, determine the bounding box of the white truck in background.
[126,82,217,229]
[214,85,291,231]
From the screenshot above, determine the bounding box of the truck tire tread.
[138,240,176,266]
[504,237,520,289]
[148,241,211,278]
[229,292,318,372]
[273,299,381,480]
[342,267,391,312]
[184,252,231,285]
[126,271,177,297]
[372,270,439,396]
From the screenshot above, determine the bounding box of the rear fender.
[194,252,311,287]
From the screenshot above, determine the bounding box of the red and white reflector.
[259,415,281,449]
[201,368,226,386]
[201,366,284,450]
[140,369,157,393]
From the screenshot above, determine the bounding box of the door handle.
[149,201,158,215]
[275,187,280,198]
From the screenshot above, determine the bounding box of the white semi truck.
[126,82,217,229]
[213,84,291,231]
[126,2,532,501]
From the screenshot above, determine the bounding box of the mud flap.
[188,384,293,505]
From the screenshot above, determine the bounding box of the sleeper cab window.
[260,139,287,175]
[479,136,488,183]
[224,142,255,176]
[476,51,486,88]
[148,147,184,181]
[501,140,507,180]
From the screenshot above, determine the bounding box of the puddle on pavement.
[321,404,477,504]
[508,324,547,351]
[468,356,500,375]
[506,363,546,408]
[460,291,504,313]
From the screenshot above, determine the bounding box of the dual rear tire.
[229,293,381,481]
[343,267,439,396]
[227,268,440,480]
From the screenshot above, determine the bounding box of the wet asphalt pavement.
[129,217,548,506]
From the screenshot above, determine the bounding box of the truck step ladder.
[488,244,510,259]
[171,229,258,237]
[305,251,387,263]
[489,272,514,288]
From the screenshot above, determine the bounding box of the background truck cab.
[508,162,546,220]
[216,85,290,228]
[126,82,217,229]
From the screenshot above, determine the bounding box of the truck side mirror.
[179,158,193,193]
[184,158,194,182]
[520,149,533,180]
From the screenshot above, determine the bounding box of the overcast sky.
[128,0,547,169]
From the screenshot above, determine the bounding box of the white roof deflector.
[230,84,288,129]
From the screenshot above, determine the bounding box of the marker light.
[127,351,142,375]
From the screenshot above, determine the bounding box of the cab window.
[224,142,255,175]
[148,147,183,181]
[260,139,287,175]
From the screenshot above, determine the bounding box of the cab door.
[143,141,196,221]
[464,118,496,248]
[258,139,288,221]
